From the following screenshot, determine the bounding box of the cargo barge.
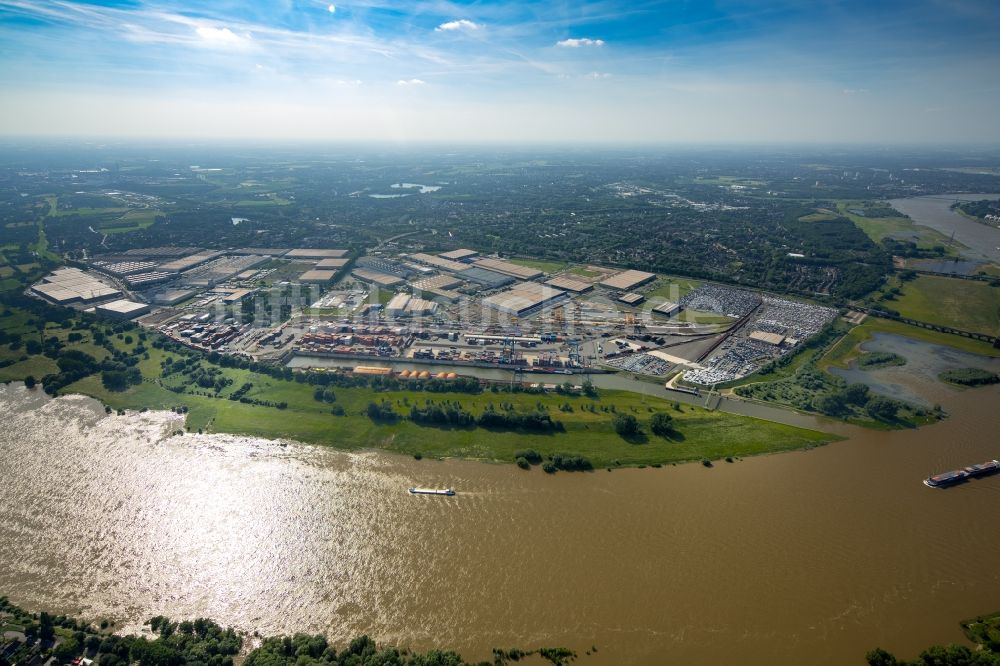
[408,487,456,496]
[924,459,999,488]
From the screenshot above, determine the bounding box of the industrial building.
[386,293,412,316]
[92,260,158,276]
[31,268,121,304]
[439,248,478,261]
[123,246,200,258]
[299,269,337,284]
[355,256,411,277]
[315,257,349,269]
[618,292,646,306]
[749,330,785,346]
[600,269,656,291]
[125,271,173,287]
[472,257,544,280]
[423,287,461,302]
[95,299,150,320]
[153,288,196,305]
[408,253,469,273]
[456,266,515,289]
[483,283,567,316]
[546,276,594,293]
[352,268,404,287]
[386,293,439,317]
[652,301,682,317]
[233,247,291,256]
[285,248,348,260]
[405,298,439,316]
[180,255,268,287]
[222,288,255,304]
[159,251,223,273]
[411,274,463,291]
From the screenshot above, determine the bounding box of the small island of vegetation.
[939,367,1000,387]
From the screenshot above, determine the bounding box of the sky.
[1,0,999,144]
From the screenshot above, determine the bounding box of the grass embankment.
[889,274,1000,336]
[0,306,833,469]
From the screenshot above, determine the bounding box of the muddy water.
[891,193,1000,265]
[1,381,998,665]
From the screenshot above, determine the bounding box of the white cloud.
[556,38,604,48]
[435,19,481,32]
[842,88,868,95]
[587,72,611,79]
[195,25,250,48]
[396,78,426,86]
[327,4,336,13]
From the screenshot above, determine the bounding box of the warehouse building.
[125,271,173,287]
[386,293,412,316]
[600,269,657,291]
[223,288,255,304]
[405,298,439,316]
[315,257,349,269]
[408,253,469,273]
[32,268,121,304]
[456,266,515,289]
[439,248,479,261]
[355,256,411,277]
[652,301,682,317]
[546,275,594,293]
[153,288,196,306]
[92,260,158,276]
[233,247,291,256]
[749,331,786,346]
[159,251,223,273]
[618,292,646,306]
[285,248,348,260]
[423,287,462,303]
[95,299,150,320]
[299,269,337,284]
[484,283,567,316]
[472,257,544,280]
[352,268,404,287]
[411,274,463,291]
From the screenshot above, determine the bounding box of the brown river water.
[1,374,998,665]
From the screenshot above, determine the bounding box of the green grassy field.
[508,257,568,273]
[891,275,1000,336]
[100,208,160,234]
[836,201,957,251]
[0,305,835,468]
[66,370,833,468]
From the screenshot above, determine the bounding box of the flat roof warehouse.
[484,283,568,316]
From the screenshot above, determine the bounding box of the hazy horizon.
[2,0,999,144]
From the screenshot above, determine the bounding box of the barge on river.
[408,487,456,496]
[924,459,1000,488]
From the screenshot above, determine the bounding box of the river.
[891,193,1000,266]
[1,376,998,665]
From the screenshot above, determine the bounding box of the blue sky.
[1,0,999,142]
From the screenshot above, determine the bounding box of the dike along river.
[1,380,999,665]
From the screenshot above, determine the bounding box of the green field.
[892,275,1000,336]
[65,371,833,468]
[99,208,161,234]
[0,306,835,468]
[836,201,957,250]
